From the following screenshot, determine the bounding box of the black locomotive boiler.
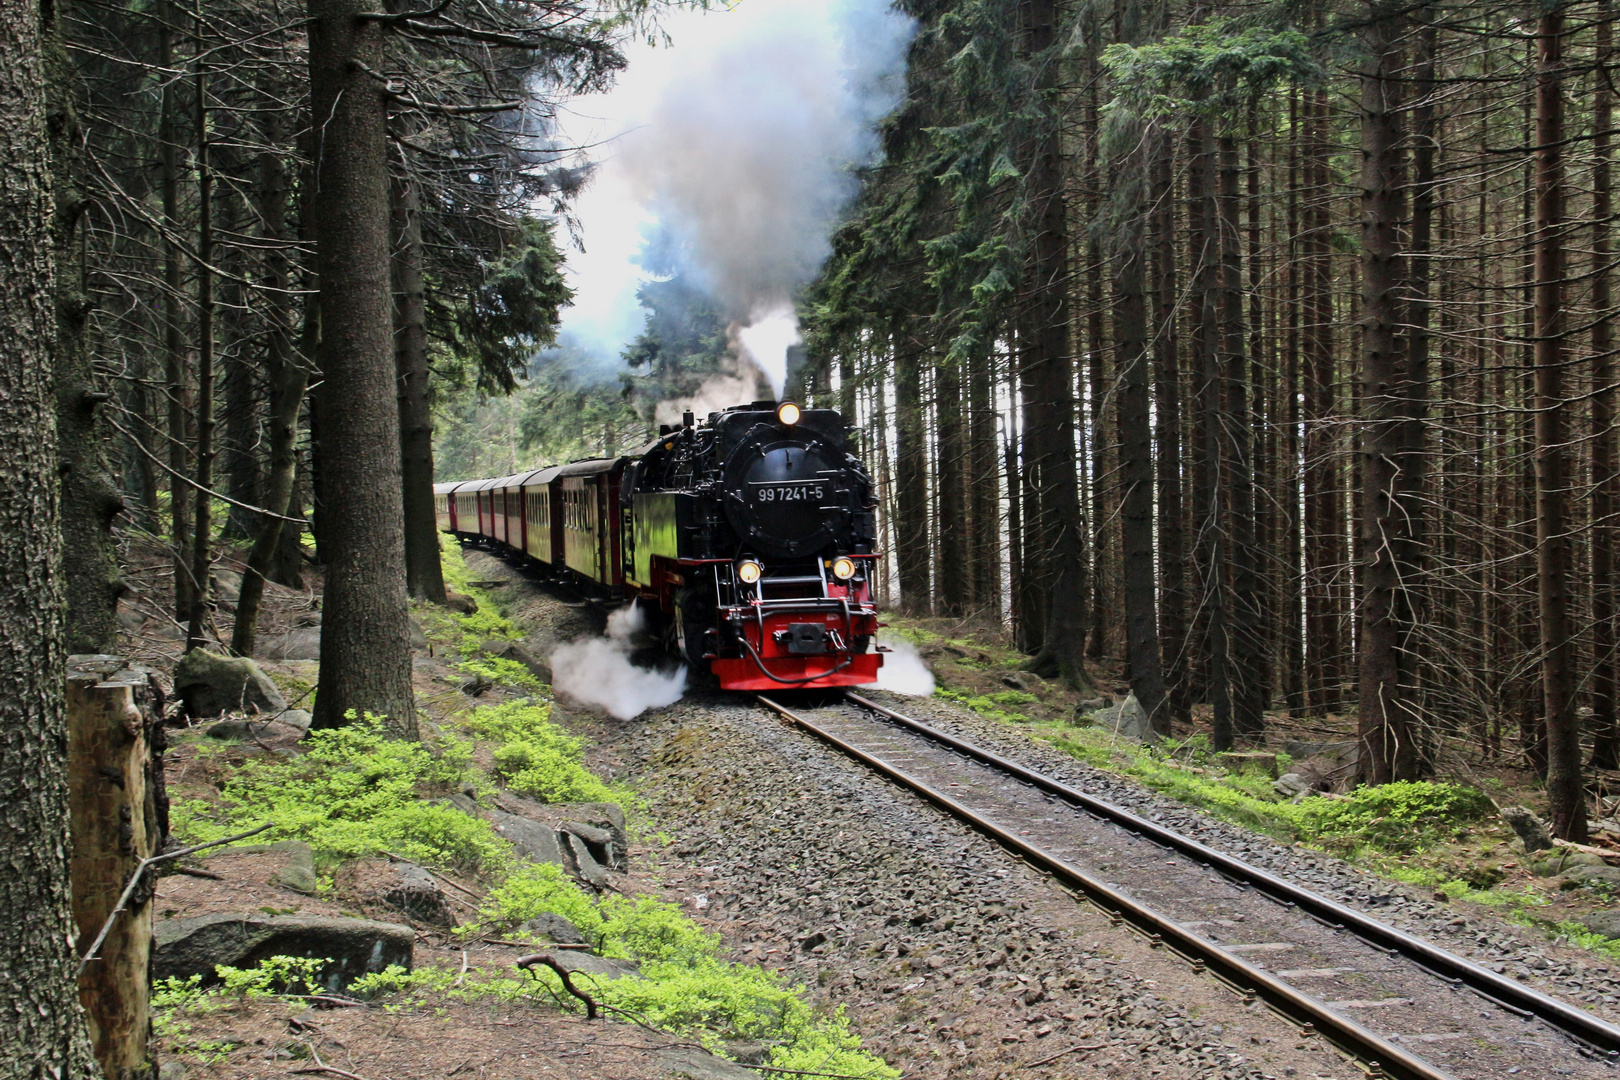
[435,400,885,690]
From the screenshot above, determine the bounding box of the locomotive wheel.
[674,586,716,672]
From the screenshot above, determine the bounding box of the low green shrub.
[462,863,893,1076]
[468,700,616,804]
[170,714,508,872]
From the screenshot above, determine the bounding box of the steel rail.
[844,692,1620,1058]
[758,694,1452,1080]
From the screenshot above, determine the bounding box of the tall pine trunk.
[1593,0,1619,771]
[1153,127,1190,728]
[160,4,193,626]
[307,0,417,736]
[935,357,968,617]
[1356,6,1422,783]
[1021,0,1090,690]
[1112,104,1167,729]
[0,0,99,1064]
[1534,5,1585,840]
[232,115,308,657]
[50,0,122,653]
[894,330,931,614]
[391,161,447,605]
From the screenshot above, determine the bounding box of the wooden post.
[68,654,163,1080]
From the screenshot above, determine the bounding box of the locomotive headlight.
[776,401,802,426]
[736,559,764,585]
[831,556,857,580]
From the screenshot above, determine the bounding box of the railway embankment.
[130,539,901,1080]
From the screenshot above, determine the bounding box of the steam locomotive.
[434,401,884,691]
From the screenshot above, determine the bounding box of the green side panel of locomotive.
[628,492,693,586]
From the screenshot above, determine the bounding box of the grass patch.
[935,688,1032,724]
[1042,726,1494,857]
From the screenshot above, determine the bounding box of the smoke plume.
[554,0,914,397]
[550,603,686,720]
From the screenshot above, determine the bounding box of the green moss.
[170,714,509,873]
[935,688,1030,724]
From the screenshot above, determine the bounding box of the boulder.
[490,809,569,870]
[493,794,628,871]
[409,618,427,650]
[521,912,587,945]
[1281,739,1358,761]
[548,949,638,981]
[174,649,287,719]
[212,569,243,603]
[1581,910,1620,939]
[562,821,621,872]
[1562,863,1620,889]
[445,592,479,615]
[1097,693,1152,741]
[272,841,318,895]
[1501,806,1555,853]
[1531,849,1607,877]
[116,599,149,633]
[657,1048,760,1080]
[1274,772,1311,798]
[479,638,551,684]
[153,913,412,990]
[562,832,609,888]
[378,861,456,928]
[258,629,322,662]
[1000,671,1043,693]
[278,710,313,735]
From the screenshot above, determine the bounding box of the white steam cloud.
[863,634,935,697]
[550,603,686,720]
[554,0,914,396]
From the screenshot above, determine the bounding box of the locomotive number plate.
[752,483,826,503]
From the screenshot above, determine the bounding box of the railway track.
[758,691,1620,1080]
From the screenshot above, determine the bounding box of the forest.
[3,0,1619,1070]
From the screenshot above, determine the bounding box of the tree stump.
[68,654,165,1080]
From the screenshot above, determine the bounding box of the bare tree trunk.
[1018,0,1089,690]
[968,346,1001,617]
[1593,0,1619,771]
[307,0,417,736]
[1193,115,1233,748]
[1304,88,1341,716]
[233,117,308,658]
[186,26,216,653]
[1533,5,1585,840]
[1356,7,1422,784]
[0,0,99,1063]
[391,162,447,605]
[159,3,193,627]
[1284,90,1307,717]
[1112,104,1167,730]
[1154,126,1190,729]
[50,0,122,654]
[894,330,931,614]
[1220,134,1265,739]
[935,357,968,617]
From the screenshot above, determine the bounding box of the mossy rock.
[174,649,288,719]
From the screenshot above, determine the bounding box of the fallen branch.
[78,822,273,975]
[1552,837,1620,862]
[516,953,596,1019]
[1026,1043,1105,1069]
[169,865,224,880]
[483,937,590,950]
[292,1067,366,1080]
